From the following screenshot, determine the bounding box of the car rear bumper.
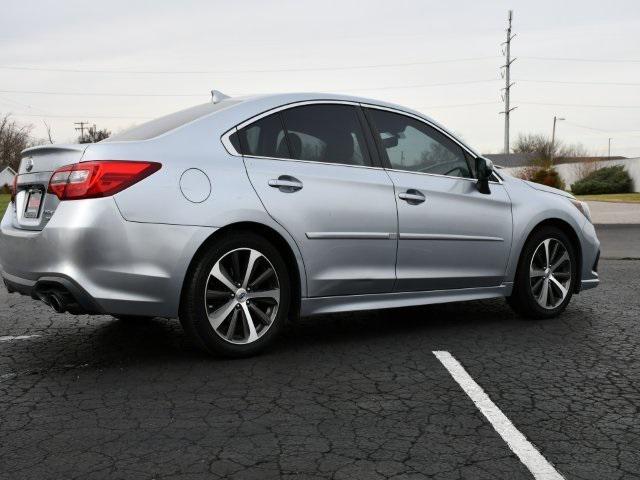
[0,198,215,317]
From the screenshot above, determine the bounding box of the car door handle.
[398,189,426,205]
[268,175,303,192]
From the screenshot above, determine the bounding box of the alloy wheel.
[205,248,280,344]
[529,238,572,309]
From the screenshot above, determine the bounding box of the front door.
[240,103,398,297]
[365,107,513,292]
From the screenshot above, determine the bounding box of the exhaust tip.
[48,293,66,313]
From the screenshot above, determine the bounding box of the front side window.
[366,109,471,178]
[236,113,289,159]
[280,104,370,166]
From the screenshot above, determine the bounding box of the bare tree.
[0,113,34,171]
[513,133,554,162]
[42,120,54,144]
[513,133,589,167]
[572,158,604,181]
[78,125,111,143]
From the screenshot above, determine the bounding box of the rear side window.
[236,113,289,159]
[366,108,472,178]
[280,105,370,166]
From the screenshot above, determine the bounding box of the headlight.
[570,199,592,223]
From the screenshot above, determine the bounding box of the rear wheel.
[180,232,290,357]
[507,226,576,319]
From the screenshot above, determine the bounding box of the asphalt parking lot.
[1,227,639,480]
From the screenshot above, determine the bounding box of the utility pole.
[608,138,612,159]
[74,121,89,141]
[500,10,517,154]
[550,115,565,163]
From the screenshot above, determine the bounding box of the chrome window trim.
[220,127,239,156]
[220,99,502,185]
[360,102,503,185]
[359,102,477,157]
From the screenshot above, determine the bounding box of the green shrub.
[571,165,633,195]
[0,184,11,194]
[529,167,565,190]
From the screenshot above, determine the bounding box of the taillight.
[10,174,18,203]
[48,161,161,200]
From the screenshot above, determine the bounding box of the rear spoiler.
[21,143,89,156]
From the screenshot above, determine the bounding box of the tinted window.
[237,113,289,159]
[367,109,471,178]
[280,105,370,166]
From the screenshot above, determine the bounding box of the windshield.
[106,99,242,142]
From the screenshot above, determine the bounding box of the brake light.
[10,174,18,203]
[48,161,161,200]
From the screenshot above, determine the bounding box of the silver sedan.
[0,92,600,356]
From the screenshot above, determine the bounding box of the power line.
[8,99,640,122]
[0,89,205,98]
[5,112,151,119]
[519,79,640,87]
[0,79,501,98]
[521,56,640,64]
[520,101,640,109]
[563,121,640,135]
[2,101,502,121]
[0,56,498,75]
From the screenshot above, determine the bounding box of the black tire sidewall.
[181,232,290,357]
[511,226,577,319]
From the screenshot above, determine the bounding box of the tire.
[179,232,291,357]
[507,226,577,319]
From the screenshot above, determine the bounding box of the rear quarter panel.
[83,113,309,296]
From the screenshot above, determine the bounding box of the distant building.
[484,153,628,169]
[484,153,539,168]
[0,166,16,188]
[487,155,640,192]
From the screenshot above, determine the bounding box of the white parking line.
[0,335,41,342]
[433,351,564,480]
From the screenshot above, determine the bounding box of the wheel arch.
[517,218,583,294]
[179,221,305,320]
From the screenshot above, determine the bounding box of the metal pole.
[500,10,516,154]
[608,138,612,159]
[550,116,564,164]
[550,116,557,162]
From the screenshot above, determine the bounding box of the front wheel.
[507,226,576,319]
[180,232,290,357]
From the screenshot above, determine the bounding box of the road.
[588,201,640,225]
[1,262,639,478]
[595,224,640,259]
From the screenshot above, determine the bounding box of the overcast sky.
[1,0,640,156]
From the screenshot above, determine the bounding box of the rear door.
[364,107,513,292]
[12,145,88,230]
[239,103,398,297]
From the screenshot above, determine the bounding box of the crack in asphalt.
[0,260,638,479]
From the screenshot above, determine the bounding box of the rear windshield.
[106,99,242,142]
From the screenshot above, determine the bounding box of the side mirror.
[381,134,399,149]
[475,157,494,194]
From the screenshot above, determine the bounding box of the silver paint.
[0,92,599,319]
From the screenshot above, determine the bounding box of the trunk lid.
[13,144,89,230]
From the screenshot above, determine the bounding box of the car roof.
[106,92,479,156]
